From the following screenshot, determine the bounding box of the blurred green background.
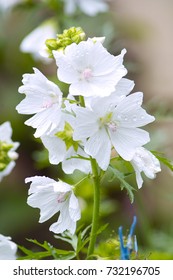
[0,0,173,259]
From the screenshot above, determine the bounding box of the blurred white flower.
[0,0,21,11]
[131,147,161,188]
[53,40,127,97]
[16,68,64,138]
[73,92,155,170]
[64,0,109,16]
[26,176,81,234]
[0,234,17,260]
[0,122,19,182]
[20,19,57,63]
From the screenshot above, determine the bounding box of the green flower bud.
[0,141,14,171]
[46,27,86,56]
[45,39,59,58]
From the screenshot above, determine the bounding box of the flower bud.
[0,142,14,171]
[46,27,86,56]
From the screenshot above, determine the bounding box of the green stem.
[87,158,100,259]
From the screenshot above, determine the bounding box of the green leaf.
[18,239,76,260]
[54,231,78,251]
[108,166,136,203]
[97,223,109,235]
[17,245,51,260]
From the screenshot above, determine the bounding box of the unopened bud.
[0,141,14,171]
[46,26,86,56]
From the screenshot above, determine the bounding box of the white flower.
[20,19,56,63]
[0,122,19,182]
[53,40,127,97]
[0,0,21,11]
[131,147,161,189]
[0,234,17,260]
[20,19,57,63]
[64,0,109,16]
[25,176,81,234]
[73,92,155,170]
[16,68,64,138]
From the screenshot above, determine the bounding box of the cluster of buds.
[46,26,86,57]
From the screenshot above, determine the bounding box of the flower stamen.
[81,68,92,80]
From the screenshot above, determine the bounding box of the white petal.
[0,235,17,260]
[53,49,79,83]
[25,106,63,137]
[113,92,155,127]
[79,0,108,16]
[69,192,81,221]
[27,189,62,223]
[85,128,111,170]
[110,127,150,161]
[49,198,78,234]
[16,93,46,114]
[62,146,91,174]
[73,107,98,140]
[135,170,143,189]
[41,135,66,165]
[0,121,12,141]
[25,176,56,194]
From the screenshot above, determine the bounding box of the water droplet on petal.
[117,114,122,120]
[136,101,141,106]
[133,115,137,121]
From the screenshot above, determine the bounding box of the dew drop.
[133,115,137,121]
[136,101,141,106]
[117,114,122,120]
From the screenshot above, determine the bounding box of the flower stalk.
[87,158,100,259]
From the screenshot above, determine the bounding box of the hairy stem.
[87,158,100,259]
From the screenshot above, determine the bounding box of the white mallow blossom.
[63,0,109,16]
[73,92,155,170]
[16,68,64,138]
[0,234,17,260]
[53,40,127,97]
[0,122,19,182]
[20,19,57,63]
[131,147,161,189]
[26,176,81,234]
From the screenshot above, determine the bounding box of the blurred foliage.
[0,0,173,260]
